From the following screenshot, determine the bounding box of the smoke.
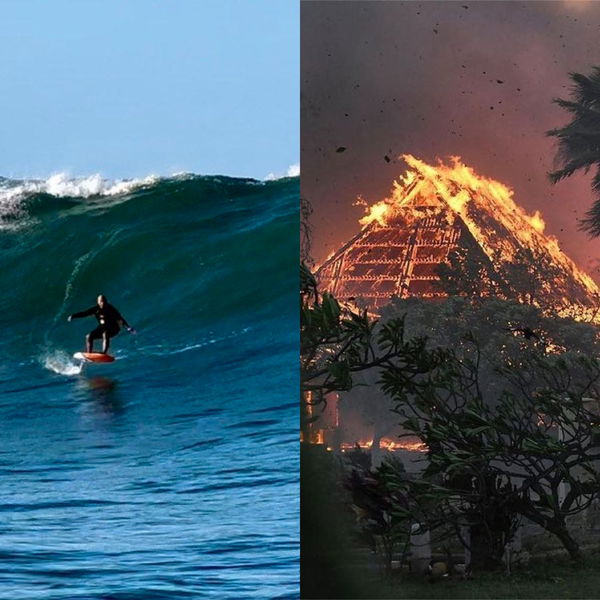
[560,0,594,12]
[302,1,600,281]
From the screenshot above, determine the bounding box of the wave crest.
[0,173,160,223]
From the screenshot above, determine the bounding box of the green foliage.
[381,295,600,367]
[346,454,411,573]
[332,294,600,479]
[300,263,408,431]
[301,266,600,570]
[379,334,600,564]
[436,244,567,311]
[498,248,565,309]
[435,243,500,298]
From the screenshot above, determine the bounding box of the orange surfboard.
[73,352,115,363]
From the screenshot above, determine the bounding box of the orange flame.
[527,210,546,234]
[358,155,599,300]
[340,437,427,453]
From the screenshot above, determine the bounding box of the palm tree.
[548,67,600,236]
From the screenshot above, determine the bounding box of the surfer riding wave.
[68,294,136,354]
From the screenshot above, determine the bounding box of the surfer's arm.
[68,306,96,320]
[117,311,135,333]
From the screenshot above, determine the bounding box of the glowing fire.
[340,437,427,453]
[527,210,546,234]
[357,155,599,299]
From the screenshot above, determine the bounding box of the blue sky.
[0,1,298,180]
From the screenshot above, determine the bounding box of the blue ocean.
[0,173,299,599]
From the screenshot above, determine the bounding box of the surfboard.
[73,352,115,363]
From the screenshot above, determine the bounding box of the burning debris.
[339,437,427,453]
[317,155,600,311]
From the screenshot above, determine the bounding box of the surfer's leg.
[87,326,103,353]
[102,331,110,354]
[101,327,118,354]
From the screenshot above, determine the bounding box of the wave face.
[0,174,299,599]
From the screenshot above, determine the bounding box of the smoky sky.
[302,0,600,282]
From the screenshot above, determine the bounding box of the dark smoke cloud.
[302,0,600,281]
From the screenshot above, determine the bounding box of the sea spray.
[42,349,83,376]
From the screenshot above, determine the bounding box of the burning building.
[317,155,600,311]
[310,156,600,461]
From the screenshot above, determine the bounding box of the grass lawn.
[365,551,600,599]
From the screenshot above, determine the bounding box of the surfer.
[68,295,135,354]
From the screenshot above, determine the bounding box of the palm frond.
[552,98,597,115]
[592,170,600,195]
[579,196,600,237]
[549,150,599,183]
[570,70,600,108]
[548,66,600,236]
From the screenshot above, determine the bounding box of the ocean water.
[0,174,299,599]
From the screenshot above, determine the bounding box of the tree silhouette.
[548,67,600,236]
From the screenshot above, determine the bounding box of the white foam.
[42,350,83,376]
[264,163,300,181]
[171,327,253,356]
[43,173,160,197]
[169,339,217,356]
[0,172,159,224]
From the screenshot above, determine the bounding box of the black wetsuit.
[70,303,130,351]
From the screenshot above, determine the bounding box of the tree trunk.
[469,524,504,571]
[548,524,582,563]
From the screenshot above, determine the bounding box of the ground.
[343,551,600,599]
